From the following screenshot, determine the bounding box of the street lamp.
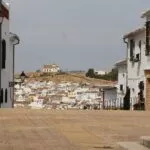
[20,71,26,83]
[0,1,4,107]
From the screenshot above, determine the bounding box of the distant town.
[14,10,150,111]
[1,1,150,150]
[0,1,150,112]
[14,64,115,110]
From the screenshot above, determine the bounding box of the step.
[118,142,150,150]
[140,136,150,148]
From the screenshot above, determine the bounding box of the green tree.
[86,68,95,78]
[36,69,41,73]
[86,67,118,81]
[108,68,118,81]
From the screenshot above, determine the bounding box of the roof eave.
[123,27,145,39]
[141,10,150,18]
[115,60,127,67]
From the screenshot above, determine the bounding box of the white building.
[100,85,117,108]
[0,2,20,108]
[29,99,44,109]
[42,64,60,73]
[115,60,127,101]
[92,85,117,109]
[94,70,106,75]
[122,10,150,110]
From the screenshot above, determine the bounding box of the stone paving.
[0,109,150,150]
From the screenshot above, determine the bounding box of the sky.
[5,0,150,72]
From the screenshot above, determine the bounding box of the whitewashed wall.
[127,31,146,106]
[104,89,117,107]
[117,64,127,100]
[1,4,14,108]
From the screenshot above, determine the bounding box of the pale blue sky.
[7,0,150,72]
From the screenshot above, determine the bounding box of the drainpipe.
[12,38,20,108]
[123,38,128,89]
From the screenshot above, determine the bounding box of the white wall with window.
[115,60,127,101]
[123,11,150,108]
[0,2,20,108]
[126,31,146,105]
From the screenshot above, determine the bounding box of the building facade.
[94,70,106,75]
[115,60,127,104]
[0,2,20,108]
[42,64,60,73]
[123,10,150,110]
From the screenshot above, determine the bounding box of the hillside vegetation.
[22,72,114,85]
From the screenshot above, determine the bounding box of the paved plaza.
[0,109,150,150]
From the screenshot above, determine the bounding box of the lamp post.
[20,71,26,83]
[0,1,4,107]
[9,71,26,108]
[10,33,20,108]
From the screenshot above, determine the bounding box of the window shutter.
[5,89,7,103]
[120,85,123,91]
[2,40,6,69]
[0,89,3,103]
[146,21,150,56]
[130,39,135,61]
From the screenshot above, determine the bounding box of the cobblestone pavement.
[0,109,150,150]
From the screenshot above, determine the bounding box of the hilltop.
[18,72,115,85]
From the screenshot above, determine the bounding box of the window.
[5,89,7,103]
[2,40,6,69]
[0,89,3,104]
[139,40,142,61]
[139,81,144,90]
[130,39,135,61]
[135,53,140,62]
[139,40,141,49]
[146,21,150,56]
[120,84,123,91]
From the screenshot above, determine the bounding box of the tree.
[86,67,118,81]
[86,68,95,78]
[36,69,41,73]
[107,68,118,81]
